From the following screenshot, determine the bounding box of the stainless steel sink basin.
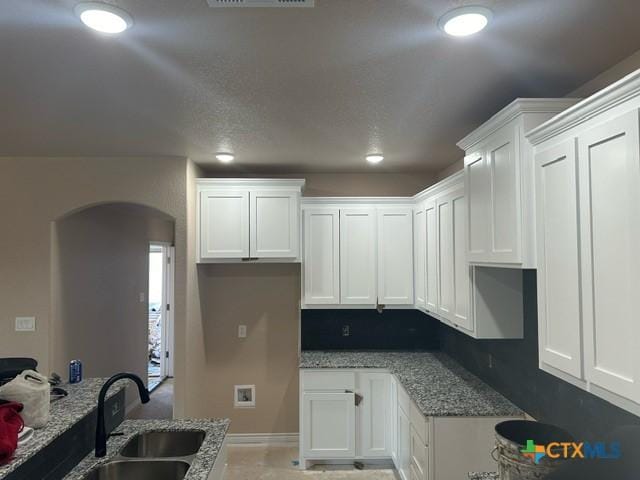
[119,430,205,458]
[83,460,190,480]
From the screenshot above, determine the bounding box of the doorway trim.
[149,242,175,386]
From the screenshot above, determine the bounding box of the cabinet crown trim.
[301,171,464,207]
[456,98,580,151]
[197,178,305,190]
[527,69,640,145]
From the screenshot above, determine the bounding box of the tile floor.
[223,445,398,479]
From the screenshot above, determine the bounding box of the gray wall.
[439,270,640,441]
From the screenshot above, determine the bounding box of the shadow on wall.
[50,202,175,398]
[439,270,640,441]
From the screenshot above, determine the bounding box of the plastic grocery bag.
[0,370,50,428]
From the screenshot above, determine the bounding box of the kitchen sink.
[119,430,205,458]
[83,460,190,480]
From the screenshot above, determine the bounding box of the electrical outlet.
[488,353,494,369]
[238,325,247,338]
[139,292,145,303]
[15,317,36,332]
[342,325,350,337]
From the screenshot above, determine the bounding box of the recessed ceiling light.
[366,154,384,164]
[74,2,133,34]
[216,153,235,163]
[438,6,492,37]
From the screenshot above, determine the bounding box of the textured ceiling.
[2,0,640,173]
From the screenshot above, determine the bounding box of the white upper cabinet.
[578,110,640,404]
[458,99,580,268]
[303,208,340,305]
[200,189,249,259]
[250,190,299,258]
[535,139,583,380]
[529,69,640,415]
[197,179,304,262]
[413,206,427,309]
[340,208,377,305]
[378,208,414,305]
[436,185,471,331]
[424,200,438,314]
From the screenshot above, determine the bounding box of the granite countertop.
[468,473,499,480]
[300,351,522,417]
[64,419,230,480]
[0,378,125,479]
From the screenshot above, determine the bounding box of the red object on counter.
[0,402,24,465]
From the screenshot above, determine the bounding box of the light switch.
[15,317,36,332]
[238,325,247,338]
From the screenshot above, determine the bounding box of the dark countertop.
[63,419,230,480]
[300,351,523,417]
[0,378,125,479]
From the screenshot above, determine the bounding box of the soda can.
[69,359,83,384]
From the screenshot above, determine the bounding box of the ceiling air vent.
[206,0,314,7]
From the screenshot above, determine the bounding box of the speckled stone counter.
[468,473,499,480]
[64,419,230,480]
[300,351,522,417]
[0,378,125,479]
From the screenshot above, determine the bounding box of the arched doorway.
[51,201,175,418]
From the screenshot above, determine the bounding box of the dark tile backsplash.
[301,271,640,440]
[301,309,440,351]
[439,269,640,441]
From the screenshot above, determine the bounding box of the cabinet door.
[578,110,640,403]
[389,376,398,466]
[340,208,377,305]
[436,196,453,320]
[397,405,412,480]
[200,189,249,259]
[536,139,583,379]
[451,187,472,331]
[464,150,490,262]
[486,126,521,263]
[249,190,299,258]
[413,207,427,309]
[425,200,438,313]
[303,208,340,304]
[359,372,391,458]
[302,392,356,459]
[378,208,414,305]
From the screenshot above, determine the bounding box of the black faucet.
[95,372,150,457]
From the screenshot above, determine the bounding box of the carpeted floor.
[223,445,398,479]
[128,378,174,419]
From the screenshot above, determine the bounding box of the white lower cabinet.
[397,403,412,480]
[302,391,356,459]
[301,369,522,478]
[359,372,392,457]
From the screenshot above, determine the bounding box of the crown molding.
[456,98,580,151]
[527,69,640,145]
[197,178,305,190]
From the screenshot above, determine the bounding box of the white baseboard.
[226,433,299,446]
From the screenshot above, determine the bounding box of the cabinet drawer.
[302,371,356,391]
[410,425,429,479]
[410,402,429,445]
[397,381,411,415]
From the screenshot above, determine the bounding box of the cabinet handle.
[345,390,363,406]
